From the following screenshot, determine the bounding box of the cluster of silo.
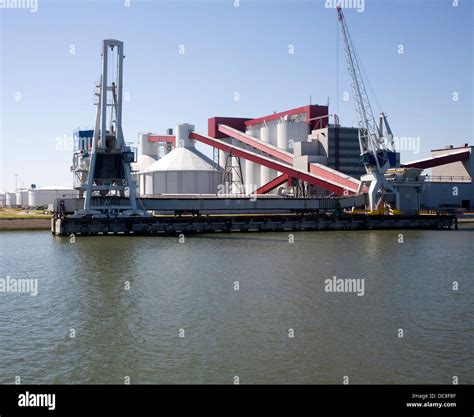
[242,117,310,193]
[2,186,78,209]
[138,124,223,196]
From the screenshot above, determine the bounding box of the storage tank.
[277,118,290,151]
[0,193,6,208]
[260,125,276,186]
[140,124,223,196]
[28,186,79,208]
[15,189,29,208]
[245,128,261,193]
[138,133,157,158]
[6,192,17,207]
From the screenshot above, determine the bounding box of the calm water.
[0,227,473,384]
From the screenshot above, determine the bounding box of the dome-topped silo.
[140,124,222,196]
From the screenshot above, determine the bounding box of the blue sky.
[1,0,472,191]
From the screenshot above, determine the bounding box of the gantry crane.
[337,6,400,211]
[72,39,145,216]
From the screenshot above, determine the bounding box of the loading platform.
[52,212,457,236]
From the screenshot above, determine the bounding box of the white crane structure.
[337,6,400,211]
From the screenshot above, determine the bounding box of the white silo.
[140,124,223,196]
[134,133,159,196]
[15,189,29,208]
[137,133,158,169]
[28,186,78,209]
[21,190,29,207]
[277,118,290,151]
[6,192,17,207]
[260,125,277,187]
[245,128,261,193]
[138,133,154,158]
[176,123,195,148]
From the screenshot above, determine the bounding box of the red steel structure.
[218,125,293,164]
[244,105,328,131]
[208,117,251,139]
[189,131,356,195]
[255,174,290,195]
[217,124,361,194]
[148,135,176,144]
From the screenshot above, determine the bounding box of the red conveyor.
[189,131,356,195]
[217,124,361,194]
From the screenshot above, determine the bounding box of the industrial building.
[405,144,473,210]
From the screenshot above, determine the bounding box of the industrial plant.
[2,7,471,235]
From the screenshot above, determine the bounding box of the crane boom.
[336,6,400,211]
[337,5,398,174]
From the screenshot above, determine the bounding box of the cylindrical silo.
[245,158,255,193]
[260,125,276,187]
[245,128,261,193]
[176,123,195,148]
[15,189,29,208]
[219,148,227,171]
[277,119,290,151]
[6,192,17,207]
[15,191,23,207]
[0,193,5,208]
[21,190,29,207]
[138,133,157,158]
[28,187,78,209]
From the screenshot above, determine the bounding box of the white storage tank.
[140,124,223,196]
[245,128,261,193]
[138,133,158,159]
[0,193,6,208]
[6,192,17,207]
[28,186,79,208]
[15,189,29,208]
[260,125,276,186]
[277,118,290,151]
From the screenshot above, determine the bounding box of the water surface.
[0,227,473,384]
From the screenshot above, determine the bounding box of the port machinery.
[70,39,146,217]
[336,6,400,211]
